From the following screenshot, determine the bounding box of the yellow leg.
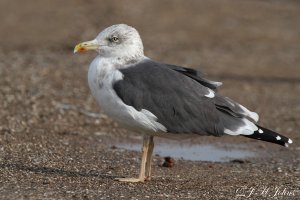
[116,135,154,183]
[145,136,154,181]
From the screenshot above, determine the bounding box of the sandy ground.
[0,0,300,199]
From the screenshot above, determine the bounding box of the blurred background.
[1,0,299,135]
[0,0,299,198]
[1,0,300,76]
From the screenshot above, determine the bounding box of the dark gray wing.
[165,64,258,121]
[214,94,259,122]
[113,59,226,136]
[165,64,222,90]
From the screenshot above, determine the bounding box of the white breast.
[87,57,167,134]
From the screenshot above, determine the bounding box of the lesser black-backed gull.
[74,24,293,182]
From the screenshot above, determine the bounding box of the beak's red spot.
[79,47,85,52]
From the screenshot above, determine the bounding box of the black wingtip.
[243,125,293,147]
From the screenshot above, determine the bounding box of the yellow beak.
[74,39,99,53]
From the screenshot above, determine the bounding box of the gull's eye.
[110,36,119,43]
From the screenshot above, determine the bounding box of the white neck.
[97,55,146,69]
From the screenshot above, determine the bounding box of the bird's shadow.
[0,163,118,179]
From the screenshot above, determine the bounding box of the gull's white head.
[74,24,144,61]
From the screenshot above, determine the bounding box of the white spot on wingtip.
[276,136,281,140]
[224,118,257,136]
[285,143,289,147]
[204,89,215,98]
[250,112,259,123]
[258,129,263,134]
[288,139,293,144]
[215,81,223,87]
[238,104,259,122]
